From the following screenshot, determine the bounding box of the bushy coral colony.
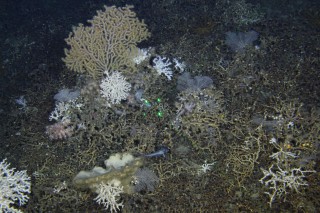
[100,71,132,106]
[1,0,320,212]
[0,159,31,212]
[260,137,315,207]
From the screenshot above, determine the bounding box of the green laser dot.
[157,111,163,117]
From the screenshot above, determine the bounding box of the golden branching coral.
[63,5,150,79]
[226,126,264,186]
[175,87,227,149]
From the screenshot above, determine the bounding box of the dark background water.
[1,0,319,98]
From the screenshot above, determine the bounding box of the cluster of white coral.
[46,89,84,140]
[259,138,315,207]
[94,181,124,213]
[49,101,71,121]
[260,164,314,207]
[133,48,151,65]
[0,159,31,213]
[100,71,131,106]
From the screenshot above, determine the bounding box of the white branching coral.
[198,160,216,175]
[268,137,298,162]
[260,137,315,207]
[260,164,315,207]
[94,182,124,212]
[152,56,173,80]
[0,159,31,213]
[133,48,151,65]
[100,71,131,106]
[49,101,71,121]
[173,58,186,73]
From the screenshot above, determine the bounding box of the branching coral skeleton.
[260,137,315,207]
[260,164,315,207]
[198,160,216,175]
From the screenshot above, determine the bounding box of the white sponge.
[104,153,134,170]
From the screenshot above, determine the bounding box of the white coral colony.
[100,71,132,106]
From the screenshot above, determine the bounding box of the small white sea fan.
[100,71,131,106]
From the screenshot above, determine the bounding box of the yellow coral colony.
[62,5,150,79]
